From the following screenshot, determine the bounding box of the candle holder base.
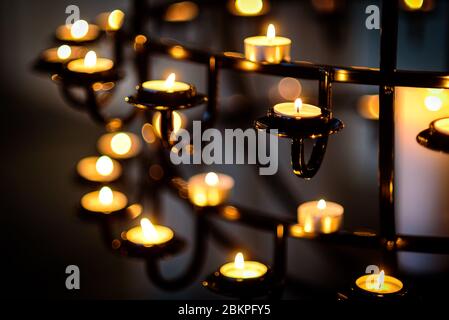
[417,118,449,154]
[126,93,207,111]
[203,268,275,298]
[61,67,122,86]
[337,284,412,304]
[119,236,185,259]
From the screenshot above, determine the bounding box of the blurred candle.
[434,117,449,135]
[97,132,142,159]
[219,252,268,279]
[356,270,403,294]
[76,156,122,182]
[297,199,344,234]
[273,98,322,119]
[56,19,100,42]
[125,218,174,246]
[81,186,127,213]
[244,24,291,63]
[142,73,191,93]
[187,172,234,207]
[67,50,114,74]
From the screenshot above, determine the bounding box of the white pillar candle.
[244,24,291,63]
[297,199,344,234]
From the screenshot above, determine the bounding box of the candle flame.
[57,45,71,60]
[108,10,125,30]
[317,199,326,210]
[205,172,219,186]
[235,0,264,15]
[70,20,89,39]
[165,73,176,89]
[99,186,113,205]
[234,252,245,269]
[267,24,275,40]
[294,98,302,113]
[96,156,114,176]
[110,132,132,155]
[141,218,159,242]
[84,51,97,68]
[377,270,385,290]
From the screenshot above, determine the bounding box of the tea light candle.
[297,199,344,234]
[56,20,100,42]
[97,10,125,31]
[137,73,196,106]
[41,45,87,64]
[355,270,403,295]
[81,186,127,213]
[273,98,322,119]
[219,252,267,280]
[67,50,114,74]
[187,172,234,207]
[97,132,142,159]
[76,155,122,182]
[125,218,174,246]
[244,24,291,63]
[433,117,449,136]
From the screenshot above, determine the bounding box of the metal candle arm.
[291,136,328,179]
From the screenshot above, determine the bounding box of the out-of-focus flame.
[99,186,113,205]
[57,45,71,60]
[424,95,443,111]
[205,172,219,186]
[108,10,125,30]
[267,24,275,40]
[141,218,159,242]
[317,199,327,210]
[96,156,114,176]
[234,252,245,269]
[165,73,176,89]
[84,51,97,68]
[70,20,89,39]
[235,0,263,15]
[111,132,132,155]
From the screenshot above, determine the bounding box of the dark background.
[1,0,449,300]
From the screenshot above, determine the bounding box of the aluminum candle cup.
[355,272,404,295]
[244,24,291,63]
[81,186,127,214]
[187,172,234,207]
[273,98,322,119]
[297,199,344,234]
[97,132,142,159]
[219,253,268,281]
[137,73,196,107]
[76,156,122,182]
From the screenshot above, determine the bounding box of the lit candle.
[41,45,87,64]
[97,10,125,31]
[76,155,122,182]
[219,252,268,280]
[355,270,404,295]
[433,117,449,136]
[142,73,190,92]
[187,172,234,207]
[97,132,142,159]
[273,98,322,119]
[81,186,127,213]
[244,24,291,63]
[124,218,174,246]
[297,199,344,234]
[67,50,114,74]
[56,19,100,42]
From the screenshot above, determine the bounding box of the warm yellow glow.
[235,0,263,15]
[141,218,159,242]
[169,45,188,59]
[70,20,89,39]
[234,252,244,269]
[303,216,314,233]
[84,51,97,68]
[317,199,327,210]
[424,95,443,111]
[165,1,199,22]
[294,98,302,113]
[99,186,113,205]
[152,111,183,138]
[267,24,275,40]
[165,73,176,89]
[95,156,114,176]
[110,133,132,155]
[57,45,71,60]
[435,118,449,136]
[205,172,219,186]
[108,10,125,30]
[404,0,424,10]
[377,270,385,289]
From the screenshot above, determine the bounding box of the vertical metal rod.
[379,0,398,240]
[318,69,332,117]
[204,56,219,127]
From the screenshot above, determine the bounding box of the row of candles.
[76,129,402,297]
